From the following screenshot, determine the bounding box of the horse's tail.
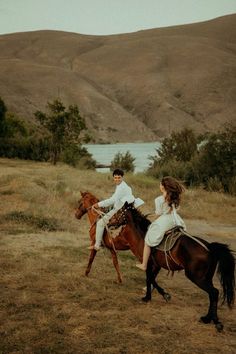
[209,242,235,307]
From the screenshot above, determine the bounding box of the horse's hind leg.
[110,248,122,283]
[185,271,223,332]
[85,249,97,276]
[202,284,223,332]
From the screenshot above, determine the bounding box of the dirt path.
[187,219,236,247]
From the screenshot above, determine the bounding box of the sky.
[0,0,236,36]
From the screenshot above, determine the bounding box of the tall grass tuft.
[4,211,62,231]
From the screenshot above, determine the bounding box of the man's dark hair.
[112,169,124,177]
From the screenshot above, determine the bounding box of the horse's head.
[75,198,87,219]
[74,191,99,220]
[109,201,151,234]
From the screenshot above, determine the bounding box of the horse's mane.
[82,191,99,204]
[129,206,151,237]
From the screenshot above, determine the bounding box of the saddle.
[152,226,184,252]
[108,225,125,238]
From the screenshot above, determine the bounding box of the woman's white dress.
[145,195,186,247]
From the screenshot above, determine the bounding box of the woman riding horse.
[110,201,235,332]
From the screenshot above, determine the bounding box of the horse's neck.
[87,210,98,225]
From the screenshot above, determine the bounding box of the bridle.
[77,199,98,214]
[109,203,134,227]
[76,200,88,214]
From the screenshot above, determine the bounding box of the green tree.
[155,128,198,164]
[110,151,135,173]
[147,124,236,194]
[0,97,27,139]
[197,124,236,192]
[61,144,96,169]
[35,99,87,165]
[5,113,28,138]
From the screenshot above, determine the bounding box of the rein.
[181,229,209,251]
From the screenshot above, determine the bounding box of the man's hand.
[92,203,99,209]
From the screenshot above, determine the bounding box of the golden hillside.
[0,14,235,142]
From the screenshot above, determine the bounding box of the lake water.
[83,142,161,173]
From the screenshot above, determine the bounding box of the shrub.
[0,137,50,161]
[147,124,236,194]
[110,151,135,173]
[206,177,224,192]
[227,177,236,196]
[196,125,236,192]
[147,158,199,186]
[4,211,62,231]
[156,128,198,163]
[61,144,96,169]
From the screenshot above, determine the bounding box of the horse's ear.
[124,201,129,207]
[80,191,85,196]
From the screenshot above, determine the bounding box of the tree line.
[147,127,236,194]
[0,96,235,194]
[0,97,96,168]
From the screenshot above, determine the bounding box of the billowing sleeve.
[98,193,116,208]
[154,196,163,215]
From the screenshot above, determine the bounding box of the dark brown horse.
[110,202,235,331]
[75,191,144,283]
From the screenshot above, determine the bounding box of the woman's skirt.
[145,213,185,247]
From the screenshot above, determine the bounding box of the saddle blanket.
[153,226,183,252]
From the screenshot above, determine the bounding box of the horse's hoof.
[142,285,154,293]
[200,315,211,324]
[142,296,151,303]
[163,293,171,302]
[215,322,224,332]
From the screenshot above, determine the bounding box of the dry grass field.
[0,158,235,353]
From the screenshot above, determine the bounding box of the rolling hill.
[0,14,235,142]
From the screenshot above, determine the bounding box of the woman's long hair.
[161,176,185,208]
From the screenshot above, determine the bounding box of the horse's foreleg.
[110,249,122,283]
[85,249,97,276]
[151,266,171,302]
[142,264,171,303]
[142,262,153,302]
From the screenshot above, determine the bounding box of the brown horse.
[110,202,235,332]
[75,191,144,283]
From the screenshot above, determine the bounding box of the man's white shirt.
[98,181,134,211]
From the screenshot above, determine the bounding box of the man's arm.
[97,193,116,208]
